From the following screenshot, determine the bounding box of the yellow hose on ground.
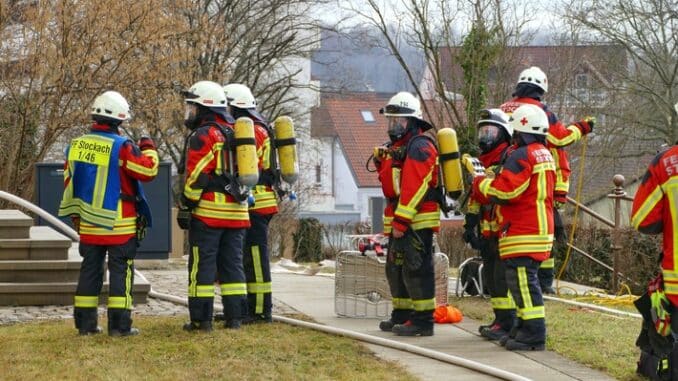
[553,135,637,307]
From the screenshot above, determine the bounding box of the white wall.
[579,181,638,228]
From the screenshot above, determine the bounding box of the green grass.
[0,316,417,381]
[450,295,646,381]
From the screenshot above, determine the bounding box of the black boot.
[243,314,272,325]
[392,321,433,337]
[379,319,398,332]
[108,309,140,337]
[183,320,213,332]
[480,323,509,341]
[505,318,545,351]
[75,307,102,336]
[224,319,242,329]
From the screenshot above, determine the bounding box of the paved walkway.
[0,265,615,381]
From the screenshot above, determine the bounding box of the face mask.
[478,124,501,153]
[183,103,199,129]
[387,117,410,142]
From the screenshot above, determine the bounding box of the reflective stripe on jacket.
[632,145,678,304]
[476,142,556,261]
[184,117,251,228]
[59,124,159,245]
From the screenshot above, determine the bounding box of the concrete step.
[0,226,71,260]
[0,210,33,239]
[0,278,150,306]
[0,249,82,282]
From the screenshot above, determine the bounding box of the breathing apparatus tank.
[234,117,259,187]
[436,127,464,199]
[273,116,298,183]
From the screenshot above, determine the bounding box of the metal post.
[608,174,626,291]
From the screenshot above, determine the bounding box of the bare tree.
[340,0,529,153]
[0,0,325,206]
[562,0,678,146]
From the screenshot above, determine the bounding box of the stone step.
[0,249,82,282]
[0,278,150,306]
[0,210,33,239]
[0,226,71,260]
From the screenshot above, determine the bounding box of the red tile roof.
[311,92,392,187]
[311,92,463,188]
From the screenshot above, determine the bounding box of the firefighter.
[59,91,159,336]
[223,83,277,324]
[374,91,440,337]
[500,66,594,294]
[178,80,250,332]
[471,104,556,351]
[631,120,678,326]
[462,108,517,340]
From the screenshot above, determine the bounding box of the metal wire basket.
[335,250,449,318]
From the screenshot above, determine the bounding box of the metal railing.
[565,174,635,291]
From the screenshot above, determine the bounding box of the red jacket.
[467,142,511,238]
[501,97,590,202]
[183,116,250,228]
[249,121,278,216]
[473,140,556,261]
[376,132,440,235]
[65,123,159,245]
[631,145,678,304]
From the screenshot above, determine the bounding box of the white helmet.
[183,80,227,108]
[477,108,512,136]
[91,91,130,121]
[674,101,678,115]
[381,91,433,131]
[381,91,420,117]
[223,83,256,109]
[517,66,548,93]
[509,104,549,136]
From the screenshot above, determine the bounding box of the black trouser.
[243,213,273,318]
[539,208,565,290]
[188,218,246,323]
[74,238,137,332]
[505,256,546,344]
[479,237,514,329]
[385,228,435,329]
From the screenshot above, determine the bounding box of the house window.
[575,74,589,89]
[315,164,322,184]
[360,110,375,123]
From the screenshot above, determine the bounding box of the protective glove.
[137,136,156,151]
[136,214,148,244]
[176,208,191,230]
[573,117,595,135]
[649,274,673,336]
[462,229,480,250]
[180,194,199,210]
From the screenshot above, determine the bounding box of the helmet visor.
[184,103,198,122]
[387,117,409,137]
[381,104,416,115]
[478,124,500,142]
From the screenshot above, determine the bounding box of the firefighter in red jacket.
[178,80,250,332]
[631,129,678,313]
[374,91,440,337]
[463,108,517,341]
[223,83,277,324]
[500,66,594,294]
[471,104,556,351]
[59,91,159,336]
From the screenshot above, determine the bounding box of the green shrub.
[293,217,323,262]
